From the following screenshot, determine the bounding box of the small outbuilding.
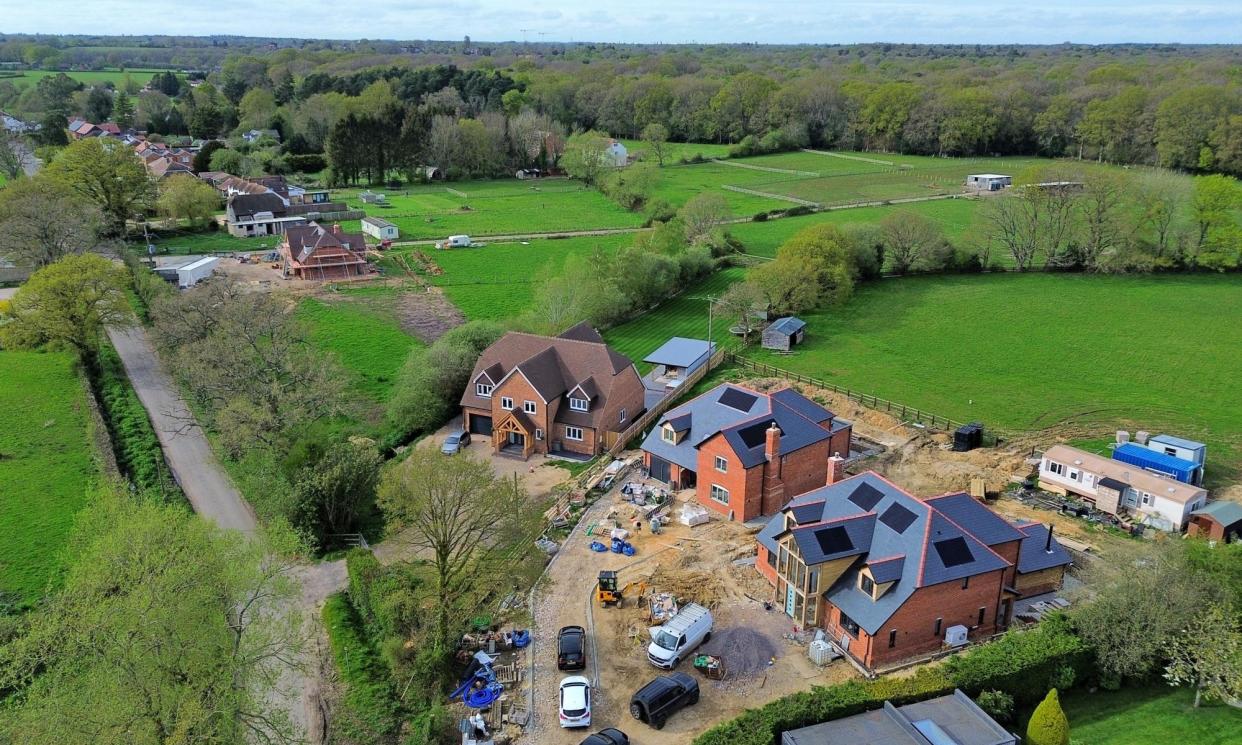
[965,173,1012,191]
[361,216,399,241]
[359,191,388,205]
[761,317,807,352]
[1187,501,1242,543]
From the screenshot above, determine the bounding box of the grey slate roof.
[643,337,714,368]
[641,383,837,473]
[1014,523,1074,574]
[791,515,875,565]
[760,472,1021,635]
[781,690,1017,745]
[924,493,1025,546]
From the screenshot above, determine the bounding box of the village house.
[226,192,308,237]
[459,323,646,460]
[756,472,1072,672]
[1038,444,1207,531]
[279,222,369,281]
[641,383,852,522]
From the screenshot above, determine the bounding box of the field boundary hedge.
[322,592,402,743]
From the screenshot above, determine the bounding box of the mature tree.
[209,147,255,178]
[714,280,767,342]
[1077,170,1132,270]
[880,209,945,274]
[1,254,129,366]
[1136,170,1191,262]
[1190,174,1242,269]
[1025,689,1070,745]
[603,161,658,210]
[0,176,101,267]
[237,88,278,132]
[751,223,856,315]
[151,281,349,453]
[83,86,114,123]
[378,450,540,674]
[291,440,383,549]
[1033,94,1080,157]
[0,136,21,180]
[1164,603,1242,709]
[1155,86,1229,170]
[0,484,302,745]
[680,192,731,244]
[862,82,922,151]
[193,140,226,173]
[519,253,628,335]
[112,91,135,130]
[641,122,670,166]
[45,138,154,236]
[981,191,1041,270]
[1073,540,1212,682]
[561,129,612,186]
[156,174,220,228]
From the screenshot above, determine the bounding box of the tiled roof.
[924,493,1025,546]
[1013,522,1074,574]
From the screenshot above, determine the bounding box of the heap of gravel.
[697,626,779,677]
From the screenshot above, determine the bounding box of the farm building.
[782,689,1016,745]
[756,473,1071,672]
[361,217,399,241]
[762,317,807,351]
[153,256,221,288]
[965,174,1012,191]
[641,383,852,522]
[279,222,370,281]
[1187,501,1242,543]
[459,322,645,460]
[1038,444,1207,531]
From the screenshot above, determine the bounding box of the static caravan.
[965,174,1012,191]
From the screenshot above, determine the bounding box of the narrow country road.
[107,325,259,533]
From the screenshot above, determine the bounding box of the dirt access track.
[526,481,856,745]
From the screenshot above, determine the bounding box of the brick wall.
[756,544,778,586]
[695,433,767,520]
[827,425,852,460]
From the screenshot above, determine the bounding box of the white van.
[647,603,713,669]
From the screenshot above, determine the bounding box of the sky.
[4,0,1242,45]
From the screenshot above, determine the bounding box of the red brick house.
[640,383,852,522]
[279,222,370,280]
[756,472,1072,672]
[459,323,645,459]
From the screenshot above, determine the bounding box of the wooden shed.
[761,317,807,352]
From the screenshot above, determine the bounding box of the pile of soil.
[698,627,778,677]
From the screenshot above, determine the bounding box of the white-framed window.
[1141,492,1152,506]
[710,484,729,505]
[662,426,676,443]
[1068,469,1081,482]
[1047,461,1065,476]
[569,397,588,412]
[714,455,728,473]
[501,397,513,410]
[619,408,627,424]
[524,400,536,415]
[535,429,544,441]
[565,426,583,441]
[476,383,493,397]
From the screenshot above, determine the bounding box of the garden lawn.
[295,293,421,402]
[0,351,97,606]
[728,198,981,257]
[131,229,279,257]
[604,268,747,373]
[742,273,1242,484]
[1055,686,1242,745]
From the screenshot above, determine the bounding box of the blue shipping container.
[1112,443,1197,484]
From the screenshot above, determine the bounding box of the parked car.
[629,672,698,730]
[579,728,629,745]
[646,602,713,668]
[441,430,471,455]
[558,625,586,671]
[559,675,592,728]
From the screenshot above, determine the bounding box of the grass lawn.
[603,268,748,373]
[728,198,982,257]
[741,272,1242,484]
[130,228,281,257]
[0,351,97,606]
[1055,686,1242,745]
[295,292,422,402]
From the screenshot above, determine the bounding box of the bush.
[976,689,1015,724]
[752,211,769,222]
[943,614,1090,705]
[322,592,402,743]
[784,205,815,217]
[94,340,177,497]
[1026,689,1070,745]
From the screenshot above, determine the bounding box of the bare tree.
[982,194,1042,271]
[679,192,731,244]
[0,176,102,267]
[880,209,944,274]
[1137,170,1191,260]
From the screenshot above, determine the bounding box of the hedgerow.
[322,592,402,743]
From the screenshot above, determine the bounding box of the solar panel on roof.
[879,503,918,534]
[846,483,884,511]
[737,421,774,450]
[719,387,759,412]
[814,525,854,556]
[933,537,974,568]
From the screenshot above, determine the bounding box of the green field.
[739,272,1242,483]
[0,351,97,606]
[618,139,734,163]
[603,268,747,372]
[1055,686,1242,745]
[295,292,422,401]
[0,67,178,88]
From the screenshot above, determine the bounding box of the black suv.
[579,728,629,745]
[557,625,586,671]
[629,672,699,730]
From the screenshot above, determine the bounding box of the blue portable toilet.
[1112,443,1197,484]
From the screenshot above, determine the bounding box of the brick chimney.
[761,421,785,517]
[331,223,342,235]
[765,421,781,463]
[826,455,845,485]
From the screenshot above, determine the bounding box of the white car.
[559,675,592,728]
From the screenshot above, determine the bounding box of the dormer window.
[476,383,493,397]
[569,397,588,412]
[662,425,676,443]
[859,575,876,597]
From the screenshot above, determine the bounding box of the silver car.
[441,430,471,455]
